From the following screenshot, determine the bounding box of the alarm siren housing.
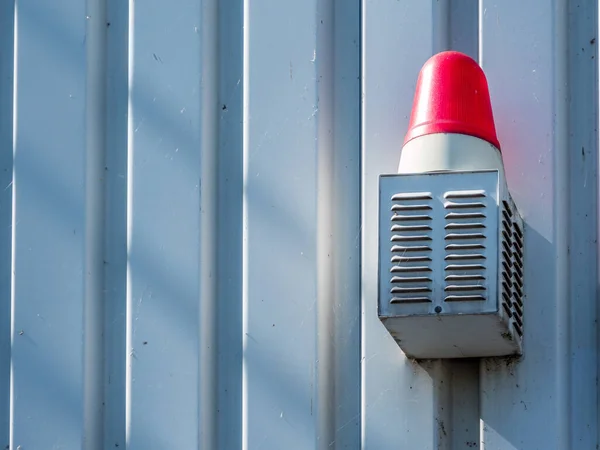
[378,52,524,359]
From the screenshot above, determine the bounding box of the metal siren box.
[377,169,524,359]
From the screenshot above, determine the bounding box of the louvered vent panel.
[389,192,433,304]
[511,211,524,338]
[443,190,488,302]
[499,201,524,338]
[500,202,514,321]
[379,171,523,359]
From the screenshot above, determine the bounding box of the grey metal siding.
[0,0,596,449]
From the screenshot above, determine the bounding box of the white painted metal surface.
[378,169,524,359]
[0,0,595,448]
[398,133,505,176]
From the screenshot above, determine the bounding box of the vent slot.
[391,265,431,273]
[501,201,524,338]
[391,276,432,284]
[445,243,485,250]
[392,214,431,222]
[445,222,486,230]
[445,284,485,292]
[390,296,431,304]
[391,204,432,212]
[391,245,431,253]
[391,255,431,263]
[445,274,485,281]
[445,212,486,220]
[391,192,432,201]
[391,224,432,232]
[445,263,485,271]
[446,295,486,302]
[445,233,486,240]
[391,286,431,294]
[445,254,485,261]
[444,201,486,209]
[391,234,432,242]
[388,192,434,304]
[444,190,487,302]
[444,189,486,199]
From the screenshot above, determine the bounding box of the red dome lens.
[403,51,501,151]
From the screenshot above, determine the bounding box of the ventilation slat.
[445,254,486,261]
[514,256,523,268]
[514,274,524,288]
[444,201,486,209]
[444,190,486,199]
[445,243,485,250]
[514,245,524,259]
[445,212,486,219]
[513,232,524,246]
[391,192,432,201]
[445,233,485,240]
[513,223,523,238]
[513,322,523,337]
[391,204,432,211]
[390,297,431,304]
[514,284,523,297]
[391,245,432,253]
[514,263,523,279]
[391,286,431,294]
[445,285,486,292]
[445,274,485,281]
[513,299,523,315]
[391,224,432,232]
[445,264,485,271]
[391,234,432,242]
[445,222,486,229]
[513,312,523,327]
[390,276,432,283]
[392,214,432,222]
[390,265,432,273]
[445,295,486,302]
[391,255,431,263]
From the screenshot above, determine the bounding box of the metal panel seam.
[553,0,571,447]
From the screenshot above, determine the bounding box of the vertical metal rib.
[316,0,335,446]
[0,0,14,447]
[199,0,219,447]
[554,0,570,448]
[84,0,107,447]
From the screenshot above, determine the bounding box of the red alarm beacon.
[378,52,524,359]
[398,51,504,176]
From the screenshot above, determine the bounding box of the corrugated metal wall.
[0,0,597,448]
